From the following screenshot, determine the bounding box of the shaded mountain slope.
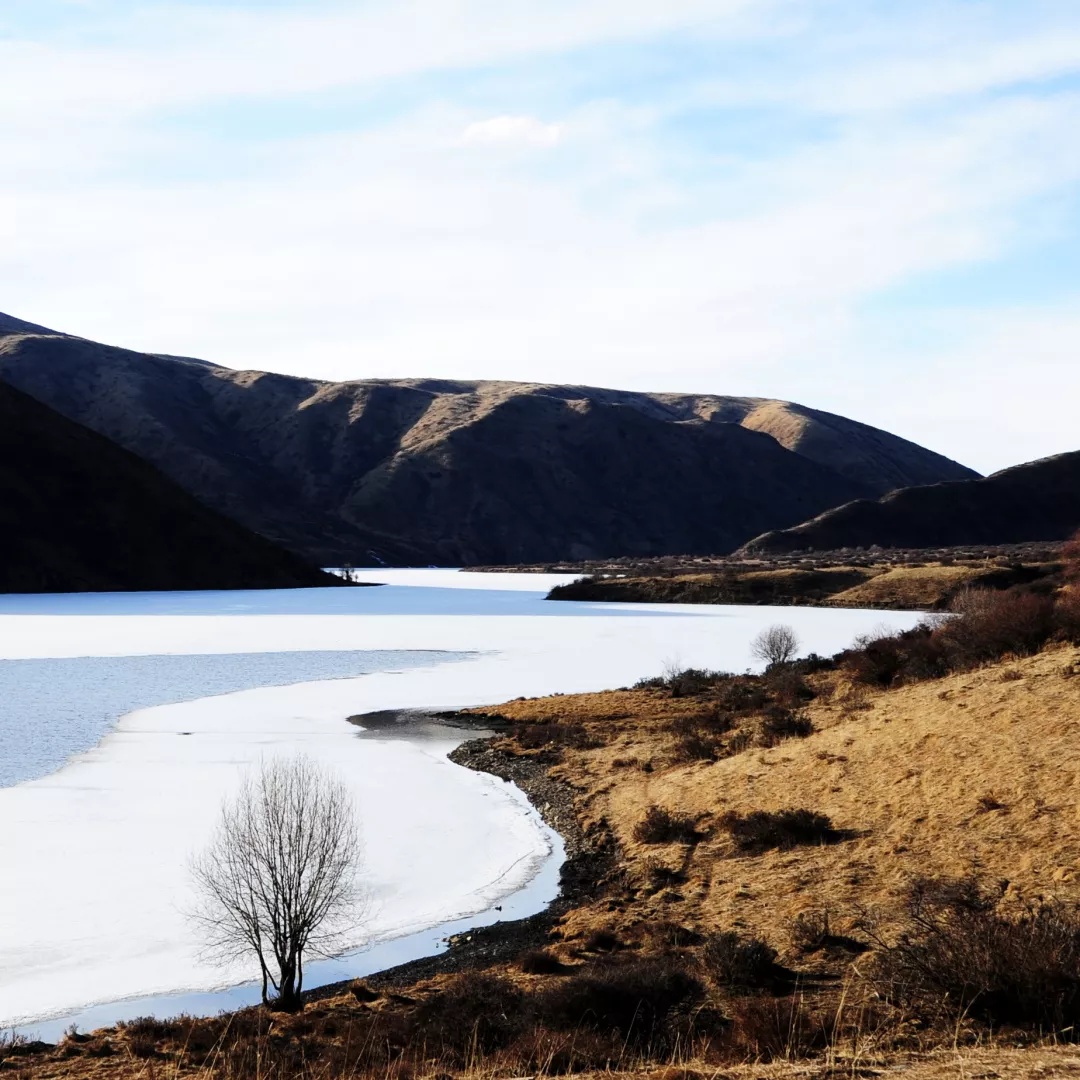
[0,379,338,593]
[742,451,1080,554]
[0,316,977,565]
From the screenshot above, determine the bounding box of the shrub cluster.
[520,949,569,975]
[866,876,1080,1033]
[414,972,526,1054]
[668,710,734,762]
[702,931,784,991]
[633,805,702,845]
[720,809,845,852]
[414,957,711,1064]
[843,584,1080,689]
[635,666,731,697]
[758,705,814,746]
[512,722,600,753]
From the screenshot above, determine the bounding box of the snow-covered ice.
[0,570,924,1028]
[0,650,468,787]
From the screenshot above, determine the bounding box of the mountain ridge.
[0,313,979,566]
[741,450,1080,555]
[0,377,337,593]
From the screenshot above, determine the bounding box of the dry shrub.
[533,955,707,1054]
[667,707,739,762]
[758,706,814,746]
[788,910,868,955]
[125,1036,160,1060]
[513,722,600,752]
[726,729,754,756]
[715,679,770,715]
[520,949,570,975]
[702,931,783,991]
[939,589,1056,666]
[643,859,688,892]
[844,588,1064,688]
[765,666,815,707]
[789,909,832,953]
[670,708,734,738]
[1063,529,1080,583]
[0,1036,51,1062]
[413,972,525,1058]
[637,666,731,698]
[720,809,846,852]
[1056,587,1080,644]
[866,876,1080,1032]
[634,806,702,845]
[844,624,949,688]
[666,667,729,698]
[722,995,831,1062]
[117,1016,187,1041]
[583,928,623,953]
[670,730,723,763]
[650,921,703,949]
[506,1027,621,1075]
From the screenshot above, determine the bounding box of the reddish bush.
[938,589,1056,665]
[1063,530,1080,583]
[844,625,949,688]
[1056,588,1080,644]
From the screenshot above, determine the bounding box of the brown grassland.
[7,575,1080,1080]
[546,556,1064,610]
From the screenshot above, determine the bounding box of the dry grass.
[476,643,1080,956]
[827,563,985,608]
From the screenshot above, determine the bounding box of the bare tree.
[190,755,362,1011]
[750,624,801,668]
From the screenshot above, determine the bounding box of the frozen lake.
[0,650,466,787]
[0,570,923,1031]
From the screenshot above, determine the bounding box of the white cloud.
[0,0,769,118]
[461,115,562,147]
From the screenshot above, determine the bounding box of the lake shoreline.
[304,711,605,1001]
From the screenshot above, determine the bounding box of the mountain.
[0,379,338,593]
[0,314,978,565]
[740,451,1080,555]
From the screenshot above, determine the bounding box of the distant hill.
[741,451,1080,555]
[0,314,978,566]
[0,379,338,593]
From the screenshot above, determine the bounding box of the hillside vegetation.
[0,380,336,593]
[0,313,976,565]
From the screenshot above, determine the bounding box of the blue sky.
[2,0,1080,472]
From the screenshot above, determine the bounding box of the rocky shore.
[306,712,610,1000]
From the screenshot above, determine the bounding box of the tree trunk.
[275,961,299,1011]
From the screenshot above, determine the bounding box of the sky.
[2,1,1079,474]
